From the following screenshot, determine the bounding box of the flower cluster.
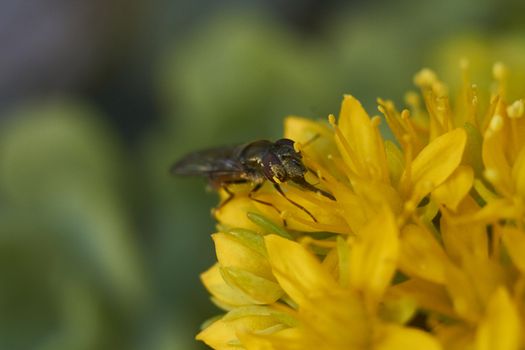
[196,62,525,350]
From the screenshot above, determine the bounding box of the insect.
[171,138,335,223]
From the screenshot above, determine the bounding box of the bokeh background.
[1,0,525,349]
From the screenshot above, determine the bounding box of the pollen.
[432,81,448,97]
[507,99,524,119]
[488,114,504,132]
[492,61,508,81]
[404,91,420,108]
[484,167,499,182]
[413,68,437,87]
[328,114,336,125]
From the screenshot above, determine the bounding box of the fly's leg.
[248,183,288,227]
[212,179,248,218]
[293,177,335,201]
[273,183,317,222]
[218,185,235,209]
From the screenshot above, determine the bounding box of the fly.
[171,138,335,224]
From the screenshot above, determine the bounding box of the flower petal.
[284,116,339,171]
[264,234,338,305]
[403,128,466,203]
[482,114,514,197]
[501,226,525,274]
[453,198,518,224]
[349,205,399,301]
[215,195,265,232]
[220,266,284,304]
[440,198,489,264]
[201,264,260,308]
[389,278,455,318]
[337,95,389,182]
[375,325,443,350]
[213,232,273,280]
[196,314,284,350]
[238,327,302,350]
[475,288,521,350]
[399,224,451,284]
[297,290,372,348]
[385,140,405,186]
[432,165,474,211]
[511,145,525,198]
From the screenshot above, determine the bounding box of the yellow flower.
[196,61,525,349]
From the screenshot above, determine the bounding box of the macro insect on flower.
[173,61,525,350]
[171,138,335,223]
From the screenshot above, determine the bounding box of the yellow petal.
[351,177,403,216]
[213,232,273,280]
[284,116,333,145]
[434,323,475,350]
[511,145,525,198]
[389,278,455,318]
[445,264,482,322]
[196,318,239,350]
[337,95,389,182]
[333,182,374,233]
[222,305,296,327]
[226,228,267,257]
[432,165,474,211]
[482,114,514,197]
[501,226,525,273]
[264,234,338,305]
[399,224,451,284]
[201,264,260,308]
[349,206,399,301]
[336,236,350,287]
[220,266,284,304]
[385,140,405,186]
[297,290,372,349]
[475,288,521,350]
[440,198,489,264]
[215,195,265,232]
[403,128,466,204]
[454,198,518,224]
[379,294,417,325]
[459,257,509,312]
[375,325,443,350]
[238,327,302,350]
[196,314,283,350]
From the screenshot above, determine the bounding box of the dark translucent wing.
[171,145,244,176]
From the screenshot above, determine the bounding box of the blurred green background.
[1,0,525,349]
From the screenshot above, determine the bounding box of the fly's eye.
[274,139,298,156]
[275,138,295,147]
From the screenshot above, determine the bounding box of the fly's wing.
[170,145,245,178]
